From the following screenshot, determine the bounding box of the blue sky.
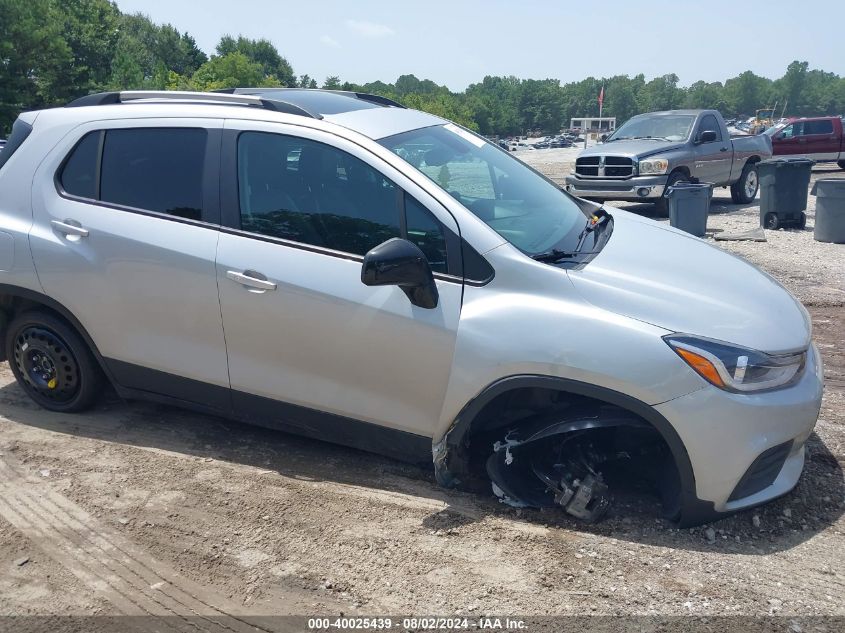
[116,0,845,90]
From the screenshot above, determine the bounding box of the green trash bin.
[811,178,845,243]
[757,158,814,229]
[666,181,712,237]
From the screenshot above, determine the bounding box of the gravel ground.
[0,149,843,629]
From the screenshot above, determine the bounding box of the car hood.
[566,210,811,353]
[580,139,685,159]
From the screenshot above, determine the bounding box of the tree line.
[3,0,845,136]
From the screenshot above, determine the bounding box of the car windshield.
[607,114,696,142]
[378,124,587,255]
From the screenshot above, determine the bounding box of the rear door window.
[100,128,206,220]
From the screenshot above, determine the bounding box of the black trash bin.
[811,178,845,243]
[757,157,814,229]
[666,181,713,237]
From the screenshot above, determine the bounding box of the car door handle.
[226,270,277,291]
[51,219,89,237]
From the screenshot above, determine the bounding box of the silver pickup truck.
[564,109,773,215]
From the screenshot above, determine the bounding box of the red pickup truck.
[767,116,845,168]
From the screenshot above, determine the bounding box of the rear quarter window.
[60,131,100,199]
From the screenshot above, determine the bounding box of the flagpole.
[599,88,604,122]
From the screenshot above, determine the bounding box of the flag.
[598,85,605,106]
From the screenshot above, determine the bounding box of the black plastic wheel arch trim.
[0,285,118,385]
[433,374,720,527]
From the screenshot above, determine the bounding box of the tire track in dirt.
[0,454,290,632]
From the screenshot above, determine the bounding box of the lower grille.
[728,440,793,501]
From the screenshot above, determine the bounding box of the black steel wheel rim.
[13,327,80,403]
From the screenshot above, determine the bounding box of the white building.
[570,117,616,132]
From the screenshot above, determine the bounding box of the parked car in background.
[565,109,773,215]
[767,116,845,169]
[0,90,821,527]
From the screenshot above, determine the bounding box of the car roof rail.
[216,87,406,110]
[65,91,320,119]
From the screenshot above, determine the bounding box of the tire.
[730,161,759,204]
[653,171,686,218]
[4,310,103,412]
[798,212,807,230]
[763,212,779,230]
[838,160,845,170]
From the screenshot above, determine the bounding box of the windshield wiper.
[531,248,581,263]
[531,211,611,264]
[631,135,672,141]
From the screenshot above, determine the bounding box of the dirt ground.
[0,153,843,629]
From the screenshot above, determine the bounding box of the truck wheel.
[839,160,845,170]
[4,310,103,413]
[731,162,759,204]
[654,171,686,217]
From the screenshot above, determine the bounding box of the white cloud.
[345,19,395,38]
[319,35,341,48]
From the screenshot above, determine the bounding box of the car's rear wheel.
[5,311,103,412]
[731,162,759,204]
[838,160,845,170]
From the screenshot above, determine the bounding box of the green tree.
[638,74,682,111]
[724,70,772,116]
[190,52,282,91]
[216,35,295,86]
[52,0,120,100]
[598,76,641,125]
[0,0,71,132]
[323,76,342,90]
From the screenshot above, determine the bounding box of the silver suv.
[0,90,823,525]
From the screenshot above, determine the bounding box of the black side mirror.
[600,134,608,142]
[361,238,439,309]
[697,130,718,144]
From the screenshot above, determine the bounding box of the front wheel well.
[434,378,703,522]
[465,388,680,492]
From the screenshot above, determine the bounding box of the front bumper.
[656,343,824,515]
[565,174,667,200]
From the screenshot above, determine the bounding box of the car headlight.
[639,158,669,175]
[664,335,806,393]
